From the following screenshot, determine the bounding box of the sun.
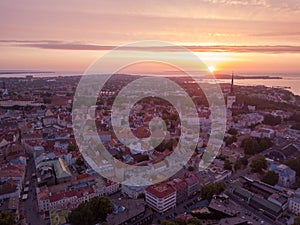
[208,66,216,73]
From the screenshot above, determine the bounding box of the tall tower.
[227,72,236,109]
[230,72,234,94]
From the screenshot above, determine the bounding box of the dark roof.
[0,179,18,196]
[250,195,282,215]
[266,142,300,162]
[233,187,253,199]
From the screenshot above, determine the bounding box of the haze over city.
[1,0,300,75]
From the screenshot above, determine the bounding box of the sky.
[1,0,300,75]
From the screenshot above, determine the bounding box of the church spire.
[230,72,234,94]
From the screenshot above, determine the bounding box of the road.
[19,152,45,225]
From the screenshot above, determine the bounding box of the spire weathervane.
[230,72,234,94]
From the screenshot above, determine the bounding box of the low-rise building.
[37,158,72,186]
[169,178,187,204]
[185,174,200,197]
[269,164,296,187]
[0,179,20,200]
[251,128,275,139]
[38,186,96,212]
[121,185,146,199]
[107,199,153,225]
[289,197,300,216]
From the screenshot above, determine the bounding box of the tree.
[262,171,279,186]
[187,217,202,225]
[288,113,300,123]
[240,156,249,166]
[228,128,238,136]
[250,155,267,173]
[201,182,225,200]
[188,166,195,171]
[216,154,226,161]
[224,160,232,171]
[69,196,112,225]
[241,137,273,155]
[161,221,177,225]
[291,124,300,131]
[263,114,281,126]
[0,211,16,225]
[67,144,76,152]
[286,157,300,176]
[234,159,242,171]
[137,193,145,199]
[161,217,202,225]
[76,157,84,166]
[293,217,300,225]
[43,97,51,104]
[224,135,237,146]
[173,218,186,225]
[237,94,298,111]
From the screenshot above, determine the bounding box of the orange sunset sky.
[1,0,300,75]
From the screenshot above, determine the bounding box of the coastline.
[0,71,299,96]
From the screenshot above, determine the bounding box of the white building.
[227,95,236,109]
[121,184,146,199]
[289,197,300,215]
[251,128,275,139]
[145,183,176,213]
[269,164,296,187]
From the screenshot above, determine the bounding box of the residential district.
[0,74,300,225]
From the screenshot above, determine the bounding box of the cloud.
[251,32,300,37]
[0,40,61,43]
[2,40,300,54]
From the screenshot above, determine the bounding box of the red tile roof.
[146,183,176,199]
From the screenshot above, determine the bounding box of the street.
[19,152,45,225]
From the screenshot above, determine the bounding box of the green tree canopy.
[188,166,195,171]
[293,217,300,225]
[286,157,300,176]
[291,123,300,131]
[161,217,202,225]
[67,143,76,152]
[261,171,279,186]
[69,196,112,225]
[228,128,238,136]
[234,157,249,171]
[224,135,237,146]
[201,182,225,200]
[0,211,16,225]
[250,155,268,173]
[187,217,202,225]
[224,160,232,171]
[263,114,282,126]
[161,221,177,225]
[241,137,273,155]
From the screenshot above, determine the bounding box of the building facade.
[145,183,176,213]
